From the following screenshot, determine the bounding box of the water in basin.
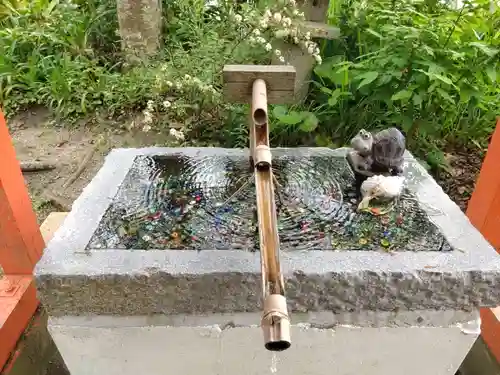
[87,153,452,252]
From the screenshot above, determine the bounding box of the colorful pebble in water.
[88,155,451,253]
[396,214,404,226]
[380,238,390,248]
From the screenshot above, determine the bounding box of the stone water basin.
[34,147,500,375]
[35,147,500,315]
[90,150,449,253]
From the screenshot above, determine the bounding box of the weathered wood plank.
[223,65,296,104]
[39,212,69,244]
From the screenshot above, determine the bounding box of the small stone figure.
[350,129,373,171]
[358,175,405,211]
[349,127,406,175]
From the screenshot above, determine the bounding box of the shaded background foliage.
[0,0,498,173]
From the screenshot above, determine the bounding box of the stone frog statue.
[350,127,406,175]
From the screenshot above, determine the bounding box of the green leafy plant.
[269,0,499,167]
[0,0,323,147]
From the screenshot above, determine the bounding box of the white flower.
[314,54,322,64]
[307,45,314,54]
[143,110,153,124]
[282,17,292,27]
[273,12,282,22]
[142,124,152,132]
[264,9,272,18]
[163,100,171,109]
[249,36,256,43]
[184,74,191,80]
[166,81,173,87]
[169,128,185,141]
[279,56,285,63]
[253,29,260,36]
[274,49,281,56]
[293,9,299,16]
[215,15,221,21]
[265,43,272,51]
[305,31,311,40]
[275,29,288,38]
[293,36,299,44]
[298,11,305,18]
[259,19,268,28]
[146,100,154,111]
[175,83,183,89]
[234,14,242,23]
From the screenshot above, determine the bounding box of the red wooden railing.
[0,108,44,369]
[467,118,500,362]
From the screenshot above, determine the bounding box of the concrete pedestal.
[35,147,500,375]
[48,311,478,375]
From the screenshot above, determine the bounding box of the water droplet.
[270,352,278,374]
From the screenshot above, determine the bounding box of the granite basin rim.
[34,147,500,315]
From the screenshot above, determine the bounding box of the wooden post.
[2,213,70,375]
[0,111,44,274]
[0,108,44,369]
[116,0,162,63]
[466,117,500,363]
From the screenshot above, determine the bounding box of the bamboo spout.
[251,78,291,351]
[262,294,291,351]
[222,64,296,352]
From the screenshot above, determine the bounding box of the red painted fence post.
[467,117,500,362]
[0,108,44,369]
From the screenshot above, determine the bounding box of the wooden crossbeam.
[223,65,296,104]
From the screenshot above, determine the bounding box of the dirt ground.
[9,108,175,224]
[434,146,484,212]
[8,108,484,223]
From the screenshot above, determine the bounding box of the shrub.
[272,0,499,168]
[0,0,324,147]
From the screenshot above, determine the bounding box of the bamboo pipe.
[252,79,272,169]
[251,77,291,351]
[252,79,268,126]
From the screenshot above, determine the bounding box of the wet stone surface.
[88,154,452,252]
